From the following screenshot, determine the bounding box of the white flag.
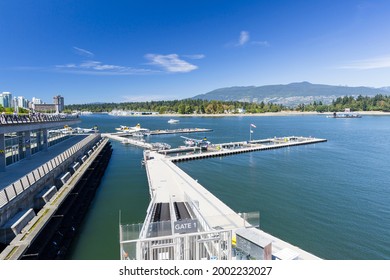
[250,124,256,128]
[250,130,254,133]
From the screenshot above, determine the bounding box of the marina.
[3,114,390,260]
[113,126,327,259]
[1,115,327,260]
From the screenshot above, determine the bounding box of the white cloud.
[73,47,94,57]
[339,55,390,70]
[145,54,198,73]
[239,31,250,46]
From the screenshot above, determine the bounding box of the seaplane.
[49,125,74,134]
[73,126,98,133]
[181,136,211,150]
[115,123,150,136]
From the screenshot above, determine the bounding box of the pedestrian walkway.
[0,135,88,190]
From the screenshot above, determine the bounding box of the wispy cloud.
[238,31,250,46]
[339,55,390,70]
[145,54,199,73]
[55,60,153,75]
[73,46,94,57]
[226,31,269,48]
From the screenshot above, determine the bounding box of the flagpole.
[249,123,256,142]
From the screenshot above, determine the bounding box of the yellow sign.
[0,150,4,154]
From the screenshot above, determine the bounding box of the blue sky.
[1,0,390,104]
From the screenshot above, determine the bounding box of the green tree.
[178,103,186,114]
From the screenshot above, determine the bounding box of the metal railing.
[0,113,78,125]
[120,225,232,260]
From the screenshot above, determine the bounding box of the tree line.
[62,94,390,114]
[296,94,390,112]
[64,99,285,114]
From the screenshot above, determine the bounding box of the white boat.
[168,119,179,124]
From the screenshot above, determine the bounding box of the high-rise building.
[53,95,64,113]
[1,92,12,108]
[32,97,43,105]
[17,96,29,109]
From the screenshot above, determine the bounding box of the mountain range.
[192,82,390,107]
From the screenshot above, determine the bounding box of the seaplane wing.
[181,136,199,142]
[180,136,210,147]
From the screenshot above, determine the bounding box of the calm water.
[67,114,390,260]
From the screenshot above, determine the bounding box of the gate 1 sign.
[173,219,198,234]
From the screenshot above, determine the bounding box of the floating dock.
[149,128,212,135]
[164,136,327,162]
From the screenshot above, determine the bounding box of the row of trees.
[65,99,285,114]
[296,94,390,112]
[0,105,29,114]
[63,94,390,114]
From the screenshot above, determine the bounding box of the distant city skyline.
[1,1,390,104]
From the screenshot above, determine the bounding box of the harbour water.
[67,114,390,260]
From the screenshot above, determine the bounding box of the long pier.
[120,150,322,260]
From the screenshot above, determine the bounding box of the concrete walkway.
[0,135,88,190]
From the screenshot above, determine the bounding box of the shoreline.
[102,110,390,117]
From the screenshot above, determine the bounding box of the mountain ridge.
[192,82,389,106]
